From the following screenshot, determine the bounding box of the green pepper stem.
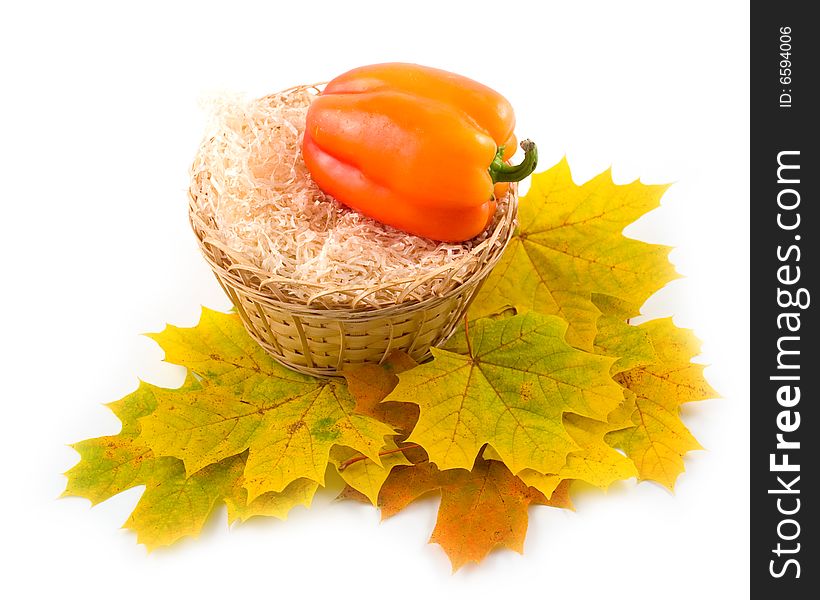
[489,139,538,183]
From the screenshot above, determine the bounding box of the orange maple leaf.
[341,457,573,571]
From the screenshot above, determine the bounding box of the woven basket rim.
[190,192,517,315]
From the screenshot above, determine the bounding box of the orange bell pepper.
[302,63,537,242]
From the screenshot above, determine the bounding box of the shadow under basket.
[189,187,518,378]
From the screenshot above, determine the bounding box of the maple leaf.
[385,312,624,474]
[342,353,420,435]
[594,315,659,374]
[606,387,639,428]
[432,459,554,571]
[591,293,643,320]
[223,454,318,523]
[330,443,412,505]
[606,318,717,489]
[63,379,181,505]
[64,382,320,548]
[330,354,423,504]
[124,454,241,549]
[353,457,572,571]
[137,308,395,499]
[338,355,582,561]
[63,377,231,549]
[470,159,678,350]
[485,413,638,497]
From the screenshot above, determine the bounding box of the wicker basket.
[188,93,518,376]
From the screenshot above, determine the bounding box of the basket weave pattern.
[189,161,517,378]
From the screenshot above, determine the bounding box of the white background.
[1,1,749,598]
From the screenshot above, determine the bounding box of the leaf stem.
[337,444,421,471]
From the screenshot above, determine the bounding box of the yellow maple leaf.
[138,308,395,499]
[484,412,638,497]
[591,293,643,320]
[594,315,659,374]
[386,313,624,475]
[330,443,412,506]
[606,318,718,489]
[124,454,241,550]
[607,387,639,428]
[470,159,678,350]
[223,454,318,524]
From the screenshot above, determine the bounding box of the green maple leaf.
[470,159,678,350]
[62,378,199,505]
[64,381,318,549]
[384,312,624,474]
[137,308,395,500]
